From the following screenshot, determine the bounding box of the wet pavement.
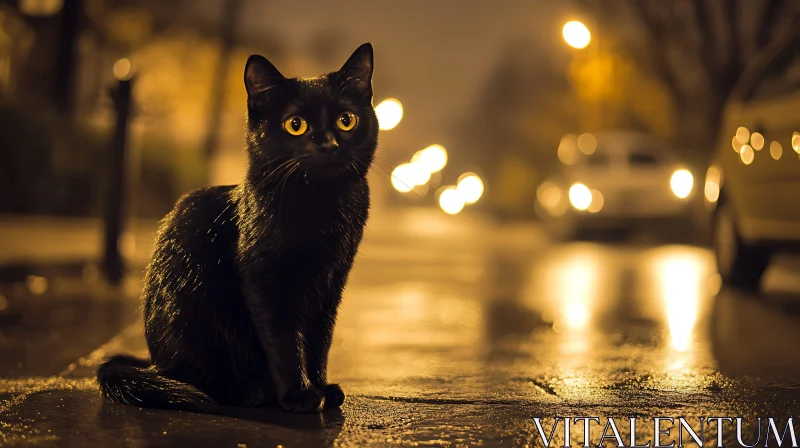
[1,210,800,447]
[0,273,140,379]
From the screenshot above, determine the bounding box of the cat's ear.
[245,55,285,96]
[337,43,373,99]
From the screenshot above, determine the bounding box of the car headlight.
[569,183,593,210]
[670,169,693,199]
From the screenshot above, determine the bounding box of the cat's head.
[244,43,378,181]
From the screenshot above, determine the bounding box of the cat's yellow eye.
[283,116,308,136]
[336,112,358,132]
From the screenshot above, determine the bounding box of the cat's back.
[145,185,240,293]
[156,185,239,248]
[142,185,247,370]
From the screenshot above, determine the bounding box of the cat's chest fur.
[237,179,368,281]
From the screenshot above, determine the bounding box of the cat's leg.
[243,287,325,413]
[304,303,345,409]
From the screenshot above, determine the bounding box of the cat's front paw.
[322,384,345,409]
[279,388,325,413]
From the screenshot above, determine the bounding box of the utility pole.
[102,74,134,285]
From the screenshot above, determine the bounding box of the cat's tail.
[97,354,217,413]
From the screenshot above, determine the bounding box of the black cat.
[97,43,378,414]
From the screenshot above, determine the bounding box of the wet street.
[1,210,800,447]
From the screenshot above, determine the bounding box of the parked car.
[535,130,697,239]
[705,30,800,290]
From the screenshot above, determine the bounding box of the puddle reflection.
[331,238,800,397]
[649,248,710,352]
[523,244,715,352]
[530,244,609,335]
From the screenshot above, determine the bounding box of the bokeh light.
[415,145,448,174]
[391,163,416,193]
[408,162,431,186]
[375,98,404,131]
[704,166,721,203]
[731,136,743,153]
[568,183,592,210]
[770,141,783,160]
[562,21,591,49]
[735,126,750,144]
[558,134,579,165]
[750,132,764,150]
[456,173,484,204]
[740,144,754,165]
[25,275,48,295]
[113,58,133,80]
[438,187,465,215]
[577,133,597,155]
[537,181,562,210]
[587,189,604,213]
[670,169,693,199]
[792,133,800,153]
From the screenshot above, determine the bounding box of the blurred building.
[3,0,593,220]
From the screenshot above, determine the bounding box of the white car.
[705,30,800,291]
[536,130,697,239]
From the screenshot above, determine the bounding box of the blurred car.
[536,130,697,239]
[705,30,800,290]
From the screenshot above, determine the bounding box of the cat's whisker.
[370,157,397,172]
[369,168,403,207]
[265,158,297,182]
[371,154,409,171]
[350,161,361,178]
[274,161,301,218]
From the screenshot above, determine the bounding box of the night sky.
[198,0,575,160]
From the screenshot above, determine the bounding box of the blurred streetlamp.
[103,64,135,285]
[113,58,133,81]
[375,98,403,130]
[562,21,591,49]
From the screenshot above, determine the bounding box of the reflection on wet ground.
[0,275,139,378]
[2,217,800,446]
[337,241,800,388]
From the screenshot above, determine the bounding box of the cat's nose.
[317,131,339,153]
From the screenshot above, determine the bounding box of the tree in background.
[577,0,799,163]
[456,40,577,220]
[567,47,675,140]
[460,37,677,220]
[86,0,284,216]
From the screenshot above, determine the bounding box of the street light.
[113,58,134,81]
[562,21,591,49]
